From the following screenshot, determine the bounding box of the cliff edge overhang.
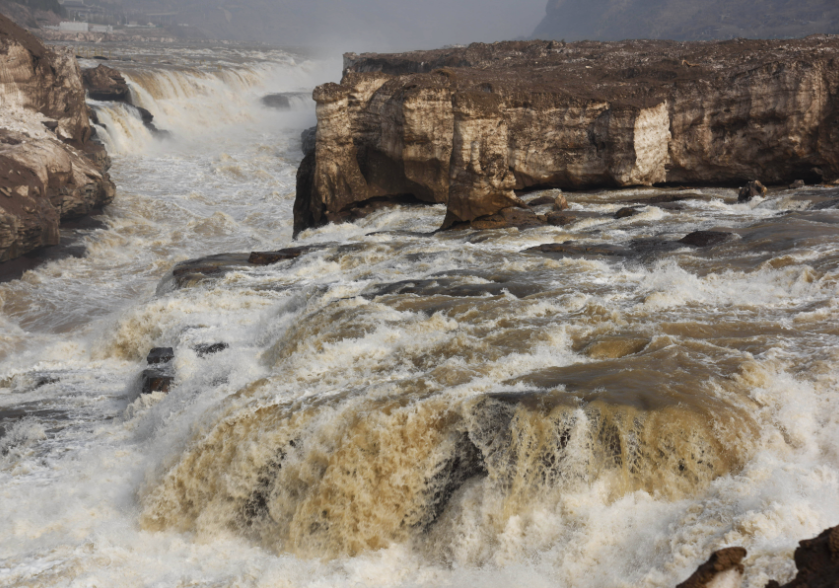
[294,37,839,235]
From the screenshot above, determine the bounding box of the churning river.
[1,43,838,588]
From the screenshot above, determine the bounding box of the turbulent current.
[2,43,839,588]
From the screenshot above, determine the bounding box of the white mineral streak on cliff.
[626,102,671,186]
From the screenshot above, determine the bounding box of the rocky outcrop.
[677,525,839,588]
[0,13,115,264]
[82,64,130,103]
[294,37,839,235]
[676,547,747,588]
[766,525,839,588]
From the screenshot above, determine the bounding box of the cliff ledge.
[294,37,839,235]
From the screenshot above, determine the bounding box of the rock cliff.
[0,13,114,264]
[294,37,839,235]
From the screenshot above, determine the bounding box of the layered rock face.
[0,13,115,263]
[294,37,839,234]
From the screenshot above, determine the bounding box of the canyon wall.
[294,37,839,234]
[0,13,114,263]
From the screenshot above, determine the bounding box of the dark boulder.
[301,126,316,156]
[141,368,173,394]
[678,231,735,247]
[766,525,839,588]
[676,547,747,588]
[146,347,174,365]
[738,180,767,203]
[614,206,641,219]
[248,247,313,265]
[261,93,291,109]
[194,343,229,357]
[790,179,806,190]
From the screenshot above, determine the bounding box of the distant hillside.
[0,0,63,28]
[533,0,839,41]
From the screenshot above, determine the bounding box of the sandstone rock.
[790,179,806,189]
[0,14,115,265]
[545,211,577,226]
[527,194,555,206]
[82,65,130,103]
[0,129,115,263]
[765,525,839,588]
[554,192,568,211]
[295,37,839,234]
[738,180,768,203]
[676,547,747,588]
[451,206,546,231]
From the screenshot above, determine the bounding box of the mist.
[121,0,548,52]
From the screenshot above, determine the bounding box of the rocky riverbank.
[0,13,114,265]
[293,37,839,235]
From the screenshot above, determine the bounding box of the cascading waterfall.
[1,42,839,588]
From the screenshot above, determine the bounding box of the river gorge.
[1,19,839,588]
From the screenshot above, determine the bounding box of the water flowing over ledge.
[1,36,839,588]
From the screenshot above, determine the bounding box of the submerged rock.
[679,231,735,247]
[142,347,174,395]
[260,93,290,109]
[295,37,839,234]
[248,247,312,266]
[194,343,228,357]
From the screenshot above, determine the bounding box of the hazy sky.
[128,0,550,52]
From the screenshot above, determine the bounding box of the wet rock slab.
[141,347,174,394]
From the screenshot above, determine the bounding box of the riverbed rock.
[790,179,806,190]
[679,231,735,247]
[0,14,115,265]
[676,547,747,588]
[738,180,768,203]
[82,64,130,103]
[147,347,175,365]
[765,525,839,588]
[295,37,839,234]
[615,206,641,219]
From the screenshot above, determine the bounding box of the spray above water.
[1,41,839,588]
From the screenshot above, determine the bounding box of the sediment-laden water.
[1,43,839,588]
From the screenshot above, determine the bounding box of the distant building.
[90,24,113,33]
[58,21,89,33]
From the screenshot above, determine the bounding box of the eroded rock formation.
[0,13,115,264]
[294,37,839,235]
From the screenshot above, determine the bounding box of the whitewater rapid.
[1,42,839,588]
